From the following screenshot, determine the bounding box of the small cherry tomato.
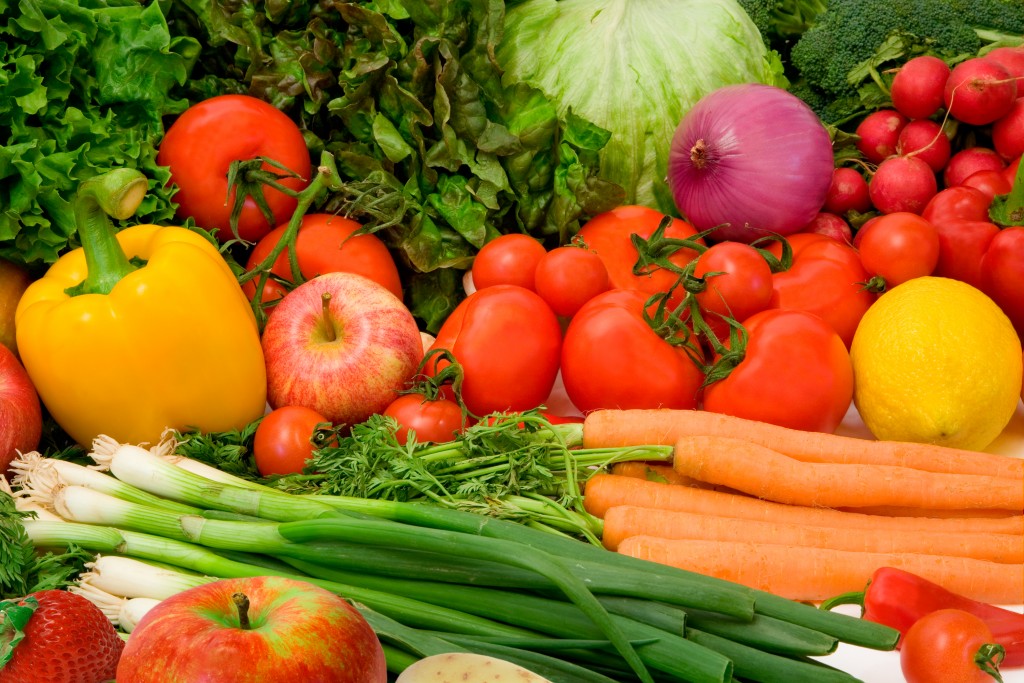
[471,234,548,291]
[901,609,1005,683]
[693,241,773,324]
[534,246,611,317]
[253,406,332,477]
[857,212,941,290]
[383,393,466,445]
[157,94,312,243]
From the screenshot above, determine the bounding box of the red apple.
[261,272,422,426]
[116,575,387,683]
[0,343,42,472]
[0,257,32,357]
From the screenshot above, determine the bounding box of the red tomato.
[856,212,941,289]
[693,242,774,325]
[470,234,547,291]
[702,309,854,433]
[242,213,402,305]
[901,609,1005,683]
[534,246,611,317]
[427,285,562,416]
[765,233,876,348]
[979,227,1024,340]
[383,393,465,445]
[577,205,704,306]
[923,186,993,225]
[560,289,704,414]
[961,169,1013,200]
[253,406,332,476]
[158,95,312,243]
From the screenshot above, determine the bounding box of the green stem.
[66,168,149,297]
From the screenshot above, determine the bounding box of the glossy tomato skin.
[383,393,465,445]
[766,233,875,348]
[901,609,1004,683]
[253,406,331,477]
[693,242,773,324]
[427,285,562,416]
[979,227,1024,339]
[534,246,612,318]
[922,187,1002,288]
[702,309,854,433]
[561,289,704,414]
[243,214,402,304]
[577,205,704,306]
[856,212,941,289]
[471,233,548,291]
[158,95,312,243]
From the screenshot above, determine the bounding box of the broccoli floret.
[737,0,828,44]
[790,0,1024,98]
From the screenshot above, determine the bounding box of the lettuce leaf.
[0,0,199,267]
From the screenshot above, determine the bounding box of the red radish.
[992,97,1024,161]
[896,119,951,172]
[1004,156,1021,186]
[890,55,950,120]
[855,109,908,163]
[801,212,853,244]
[943,57,1017,125]
[824,167,872,214]
[985,46,1024,81]
[943,147,1005,187]
[869,155,938,214]
[961,169,1013,200]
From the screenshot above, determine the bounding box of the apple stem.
[232,592,252,630]
[321,292,336,342]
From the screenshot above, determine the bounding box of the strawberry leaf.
[0,595,38,667]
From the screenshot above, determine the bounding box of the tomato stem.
[232,592,252,630]
[975,642,1006,682]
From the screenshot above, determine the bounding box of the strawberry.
[0,589,124,683]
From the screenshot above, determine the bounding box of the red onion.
[667,84,834,243]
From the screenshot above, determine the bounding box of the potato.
[395,652,555,683]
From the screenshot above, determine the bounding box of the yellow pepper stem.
[65,168,149,297]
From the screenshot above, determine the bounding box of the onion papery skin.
[668,84,834,243]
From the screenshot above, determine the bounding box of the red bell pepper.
[823,567,1024,667]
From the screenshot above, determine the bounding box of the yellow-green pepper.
[15,169,267,447]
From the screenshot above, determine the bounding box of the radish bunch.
[811,46,1023,237]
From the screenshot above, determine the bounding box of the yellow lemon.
[850,276,1023,451]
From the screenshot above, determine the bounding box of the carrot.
[601,505,1024,564]
[583,409,1024,479]
[672,435,1024,511]
[836,505,1020,519]
[582,474,1024,536]
[617,537,1024,603]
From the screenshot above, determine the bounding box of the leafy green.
[495,0,787,215]
[165,0,622,328]
[0,0,200,267]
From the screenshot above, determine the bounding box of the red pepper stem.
[819,590,866,613]
[66,168,148,297]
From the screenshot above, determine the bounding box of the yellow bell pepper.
[15,169,267,447]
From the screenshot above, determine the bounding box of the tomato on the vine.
[157,94,312,243]
[856,212,940,290]
[577,205,704,305]
[560,289,704,414]
[702,309,854,433]
[470,234,547,291]
[426,285,562,416]
[253,406,333,477]
[693,241,773,325]
[534,245,611,318]
[901,609,1005,683]
[383,393,465,445]
[242,213,402,305]
[765,233,875,348]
